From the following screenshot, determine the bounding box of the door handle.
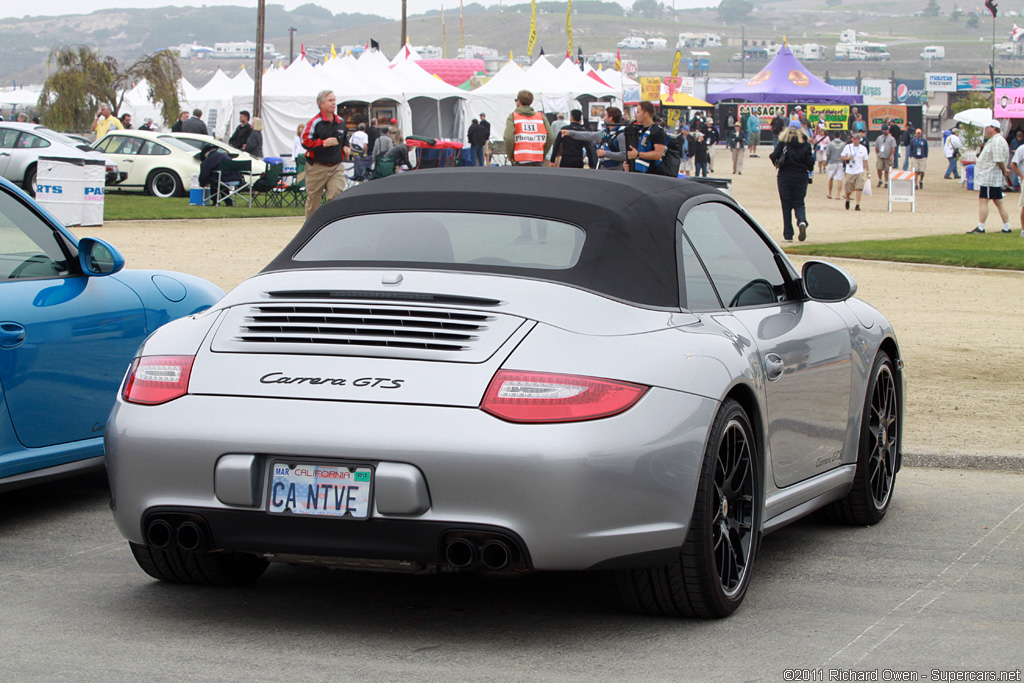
[764,353,784,381]
[0,322,26,349]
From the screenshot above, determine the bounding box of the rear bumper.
[106,389,717,570]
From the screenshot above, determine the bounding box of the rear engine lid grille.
[211,302,526,362]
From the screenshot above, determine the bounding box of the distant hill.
[0,0,1008,89]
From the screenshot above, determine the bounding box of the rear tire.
[146,169,182,198]
[23,164,36,197]
[615,399,761,618]
[818,352,899,525]
[129,542,268,586]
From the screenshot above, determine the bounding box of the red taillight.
[122,356,195,405]
[481,370,647,423]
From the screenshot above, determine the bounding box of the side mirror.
[801,260,857,302]
[78,237,125,276]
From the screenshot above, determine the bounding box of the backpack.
[656,132,684,177]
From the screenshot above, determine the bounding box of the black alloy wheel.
[819,353,900,525]
[615,399,761,618]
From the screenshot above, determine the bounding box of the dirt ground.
[83,149,1023,458]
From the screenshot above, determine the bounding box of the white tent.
[390,58,469,140]
[389,43,423,66]
[0,87,42,109]
[469,60,547,141]
[191,68,240,138]
[555,59,617,100]
[525,57,571,114]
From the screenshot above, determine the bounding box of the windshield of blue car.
[293,212,585,270]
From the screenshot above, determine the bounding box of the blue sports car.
[0,176,224,491]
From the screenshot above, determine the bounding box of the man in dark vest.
[549,109,597,169]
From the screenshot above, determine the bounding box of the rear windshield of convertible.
[292,212,585,270]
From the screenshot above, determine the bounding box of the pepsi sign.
[894,79,926,105]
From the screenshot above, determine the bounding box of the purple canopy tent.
[706,46,863,104]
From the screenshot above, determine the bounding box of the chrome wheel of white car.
[146,169,182,198]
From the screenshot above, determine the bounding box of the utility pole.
[401,0,407,51]
[288,27,297,64]
[741,25,746,78]
[254,0,265,118]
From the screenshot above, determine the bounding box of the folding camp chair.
[252,163,283,208]
[345,155,374,189]
[280,156,306,207]
[215,159,253,207]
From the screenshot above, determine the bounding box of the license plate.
[267,463,372,519]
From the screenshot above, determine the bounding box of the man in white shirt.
[841,133,870,211]
[967,119,1012,234]
[943,129,963,180]
[349,123,370,156]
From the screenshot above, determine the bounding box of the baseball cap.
[788,120,802,128]
[987,118,1001,128]
[681,125,690,130]
[390,118,398,125]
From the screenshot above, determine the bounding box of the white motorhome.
[676,33,721,50]
[836,42,889,61]
[459,45,499,60]
[647,38,668,49]
[414,45,443,59]
[920,46,945,60]
[798,44,827,60]
[618,37,647,49]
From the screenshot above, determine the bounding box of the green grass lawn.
[785,233,1024,270]
[102,192,305,221]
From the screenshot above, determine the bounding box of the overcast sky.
[1,1,647,21]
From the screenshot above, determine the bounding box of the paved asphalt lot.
[0,468,1020,682]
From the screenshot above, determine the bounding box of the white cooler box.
[35,156,106,226]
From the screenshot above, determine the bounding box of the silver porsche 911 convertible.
[106,168,903,618]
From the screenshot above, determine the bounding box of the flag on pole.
[539,46,545,57]
[615,48,622,71]
[986,0,998,17]
[578,46,584,71]
[301,43,306,60]
[330,43,337,58]
[460,0,465,52]
[527,0,537,56]
[566,49,571,60]
[1014,23,1024,40]
[671,49,682,77]
[371,38,380,51]
[566,0,574,56]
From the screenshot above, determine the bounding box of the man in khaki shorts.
[875,127,896,188]
[841,133,869,211]
[907,128,929,189]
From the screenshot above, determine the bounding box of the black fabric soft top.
[262,167,731,308]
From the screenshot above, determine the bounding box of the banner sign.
[828,78,858,94]
[738,103,787,131]
[860,79,892,104]
[639,77,661,103]
[622,82,640,104]
[661,76,696,106]
[958,74,992,91]
[995,87,1024,117]
[893,79,926,105]
[808,105,849,131]
[621,59,638,79]
[868,105,907,130]
[926,72,956,92]
[994,75,1024,88]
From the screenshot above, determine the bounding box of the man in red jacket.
[301,89,350,218]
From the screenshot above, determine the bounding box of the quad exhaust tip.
[145,519,174,549]
[444,538,478,568]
